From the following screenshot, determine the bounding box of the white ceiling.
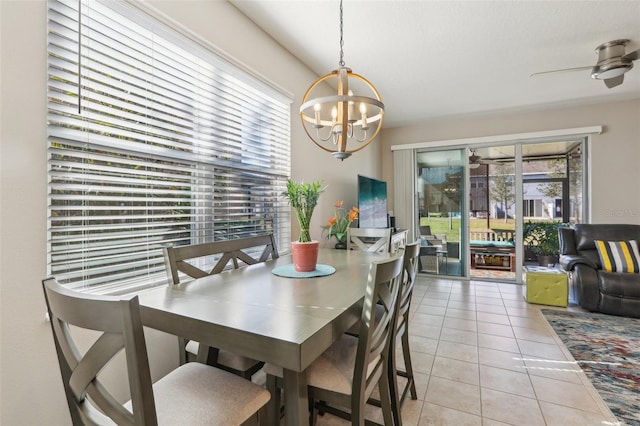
[230,0,640,128]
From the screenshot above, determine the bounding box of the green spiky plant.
[283,180,324,242]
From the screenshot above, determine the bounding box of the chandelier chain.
[339,0,345,67]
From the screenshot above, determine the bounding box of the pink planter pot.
[290,241,319,272]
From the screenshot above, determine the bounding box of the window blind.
[47,0,291,295]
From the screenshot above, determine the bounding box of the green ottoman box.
[522,266,568,307]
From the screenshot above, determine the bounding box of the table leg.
[283,368,308,426]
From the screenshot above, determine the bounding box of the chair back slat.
[209,252,237,275]
[163,235,277,371]
[347,228,392,253]
[176,261,211,280]
[164,234,279,284]
[42,277,158,426]
[352,255,404,410]
[206,248,265,274]
[69,333,124,399]
[398,242,420,334]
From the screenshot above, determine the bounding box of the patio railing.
[470,229,515,242]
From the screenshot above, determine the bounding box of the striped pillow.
[594,240,640,273]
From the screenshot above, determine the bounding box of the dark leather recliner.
[559,224,640,318]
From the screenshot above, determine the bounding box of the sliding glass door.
[416,149,465,277]
[468,146,517,281]
[521,141,584,266]
[413,139,586,282]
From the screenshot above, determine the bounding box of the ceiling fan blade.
[530,66,593,77]
[623,48,639,61]
[604,74,624,88]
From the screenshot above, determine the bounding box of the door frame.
[395,130,593,283]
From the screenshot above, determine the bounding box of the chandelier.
[299,0,384,161]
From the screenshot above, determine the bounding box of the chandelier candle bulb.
[314,103,322,127]
[347,90,355,122]
[360,103,368,130]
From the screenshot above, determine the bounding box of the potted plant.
[283,179,324,271]
[523,221,565,266]
[322,200,359,249]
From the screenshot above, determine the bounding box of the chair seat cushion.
[127,362,270,425]
[264,334,359,395]
[306,334,359,395]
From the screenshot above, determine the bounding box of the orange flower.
[323,201,358,243]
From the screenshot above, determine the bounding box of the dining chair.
[42,278,270,426]
[264,254,404,426]
[163,234,279,284]
[344,242,420,425]
[163,234,278,378]
[347,227,392,253]
[389,241,420,424]
[389,229,408,254]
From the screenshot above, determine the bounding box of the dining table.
[137,248,390,426]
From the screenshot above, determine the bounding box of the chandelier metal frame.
[299,0,384,160]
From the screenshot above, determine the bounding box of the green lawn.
[420,217,516,242]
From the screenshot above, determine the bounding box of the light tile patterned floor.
[312,276,621,426]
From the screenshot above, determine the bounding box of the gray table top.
[138,248,389,372]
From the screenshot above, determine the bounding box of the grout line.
[411,277,620,426]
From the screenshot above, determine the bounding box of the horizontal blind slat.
[47,0,291,295]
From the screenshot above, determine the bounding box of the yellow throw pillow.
[595,240,640,273]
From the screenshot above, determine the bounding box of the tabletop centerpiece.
[323,200,359,249]
[283,179,324,272]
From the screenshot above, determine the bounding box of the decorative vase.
[334,241,347,250]
[291,240,320,272]
[537,254,558,267]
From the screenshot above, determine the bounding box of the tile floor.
[310,276,621,426]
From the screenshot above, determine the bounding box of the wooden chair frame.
[43,278,157,425]
[353,242,420,425]
[390,242,420,424]
[163,234,278,377]
[163,234,279,284]
[347,228,392,253]
[311,255,403,425]
[265,255,404,426]
[42,278,270,425]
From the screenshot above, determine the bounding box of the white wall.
[380,99,640,226]
[0,1,380,424]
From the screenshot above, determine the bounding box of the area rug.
[541,309,640,426]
